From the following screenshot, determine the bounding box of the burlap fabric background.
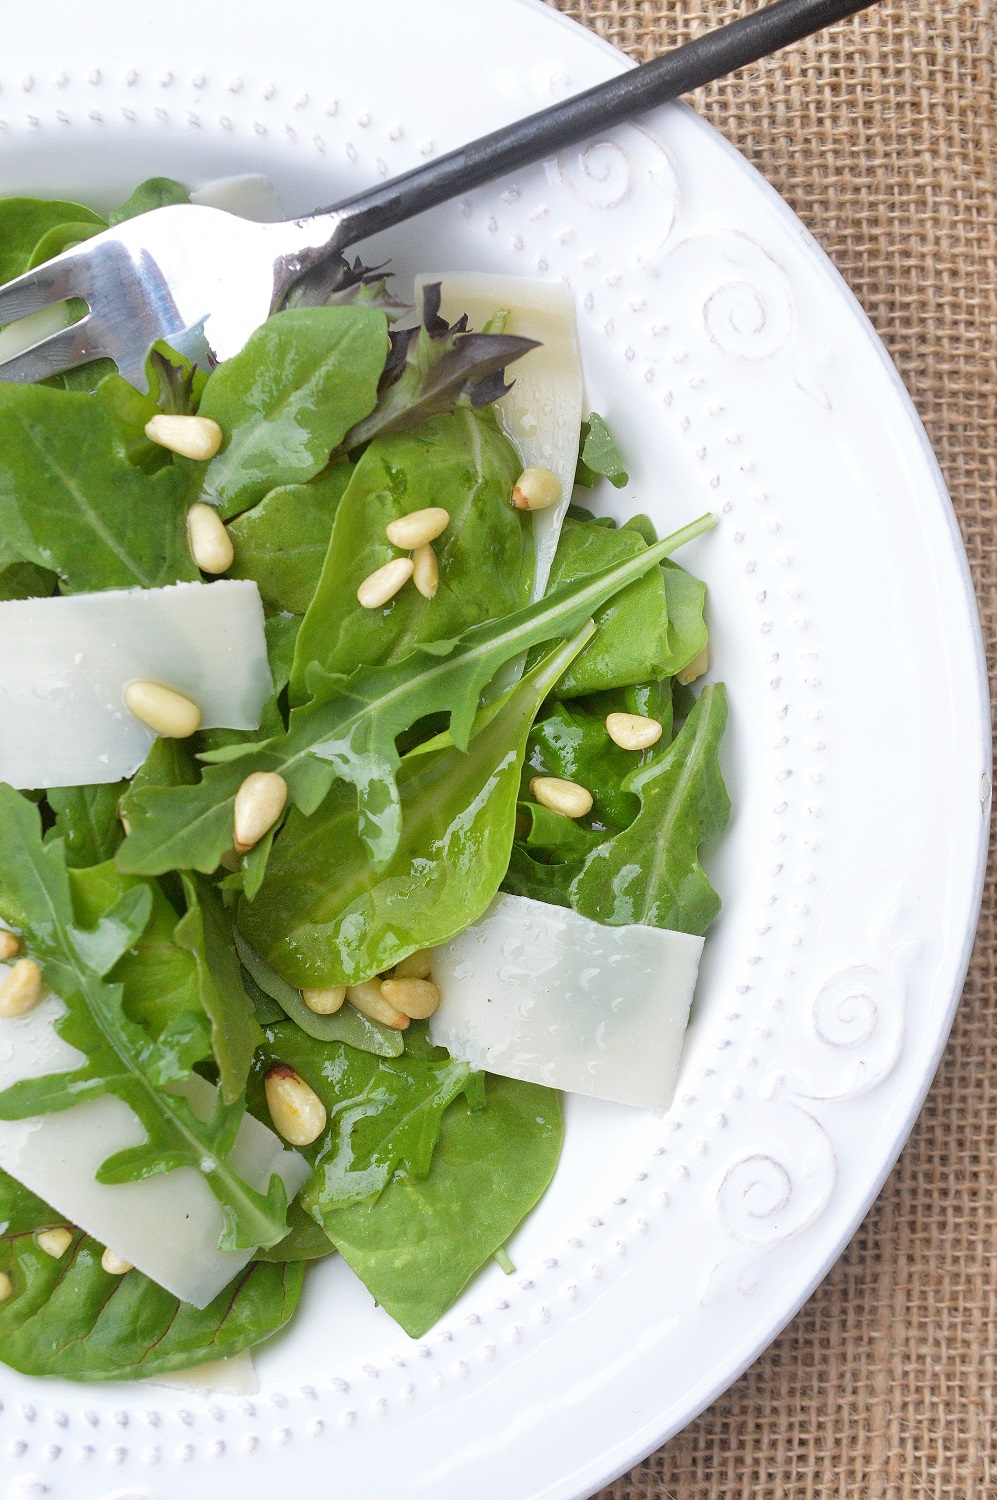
[542,3,997,1496]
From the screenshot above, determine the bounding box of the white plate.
[0,2,989,1498]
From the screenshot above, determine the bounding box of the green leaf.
[523,699,643,831]
[0,1168,302,1382]
[254,1024,474,1221]
[533,516,671,697]
[109,176,190,226]
[658,559,708,678]
[574,411,629,489]
[0,560,57,600]
[196,306,389,519]
[237,626,594,987]
[233,930,403,1057]
[338,282,538,453]
[0,384,198,592]
[253,1199,338,1263]
[281,250,409,321]
[228,463,355,614]
[569,683,730,934]
[115,516,715,882]
[322,1074,562,1338]
[174,875,263,1103]
[0,788,288,1251]
[46,783,126,868]
[0,197,105,283]
[289,408,531,699]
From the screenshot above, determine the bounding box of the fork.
[0,0,878,389]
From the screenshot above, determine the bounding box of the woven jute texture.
[543,3,997,1497]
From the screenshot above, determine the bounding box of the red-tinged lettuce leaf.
[281,250,409,320]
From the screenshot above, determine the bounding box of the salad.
[0,176,729,1382]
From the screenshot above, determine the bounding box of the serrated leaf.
[0,787,288,1252]
[115,516,715,883]
[174,874,262,1103]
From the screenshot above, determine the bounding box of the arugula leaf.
[533,516,671,697]
[174,875,262,1103]
[253,1198,337,1262]
[0,1168,302,1381]
[523,701,640,830]
[338,283,539,453]
[196,306,389,519]
[115,516,715,881]
[0,788,288,1251]
[575,411,629,489]
[321,1074,562,1338]
[659,559,709,678]
[109,176,190,226]
[570,683,730,934]
[46,783,126,868]
[237,625,593,986]
[233,929,403,1057]
[228,464,355,614]
[289,408,531,698]
[254,1024,474,1224]
[0,385,198,592]
[0,197,106,282]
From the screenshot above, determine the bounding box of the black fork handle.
[324,0,879,247]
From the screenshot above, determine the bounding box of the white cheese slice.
[0,579,273,789]
[0,991,308,1308]
[429,893,704,1112]
[152,1349,259,1394]
[414,273,583,600]
[190,174,284,223]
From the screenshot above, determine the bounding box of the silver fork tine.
[0,258,83,326]
[0,317,104,384]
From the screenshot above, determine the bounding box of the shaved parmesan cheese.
[191,174,283,223]
[0,579,272,789]
[414,273,583,599]
[429,894,704,1112]
[0,991,308,1307]
[152,1349,259,1395]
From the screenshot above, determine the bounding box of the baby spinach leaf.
[578,676,674,748]
[228,463,355,614]
[0,1169,303,1381]
[109,176,190,226]
[523,700,642,830]
[0,197,105,283]
[535,516,671,696]
[514,800,605,861]
[253,1024,473,1224]
[570,683,730,934]
[290,409,530,698]
[0,787,288,1251]
[237,627,594,987]
[115,516,714,882]
[338,283,538,453]
[658,559,708,678]
[322,1074,562,1338]
[174,875,262,1103]
[0,560,57,600]
[196,306,389,519]
[46,783,126,868]
[253,1199,337,1263]
[234,930,402,1057]
[0,385,198,592]
[575,411,629,489]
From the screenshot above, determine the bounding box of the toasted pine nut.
[346,980,409,1030]
[677,641,710,686]
[264,1063,327,1146]
[381,977,441,1019]
[0,959,43,1018]
[0,931,21,962]
[392,948,433,980]
[385,506,449,549]
[187,502,234,574]
[411,543,439,600]
[145,413,223,461]
[36,1228,73,1259]
[302,984,346,1015]
[124,681,202,738]
[101,1248,133,1276]
[511,466,561,512]
[530,775,593,819]
[233,771,288,852]
[357,557,414,609]
[0,1270,12,1302]
[605,712,663,751]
